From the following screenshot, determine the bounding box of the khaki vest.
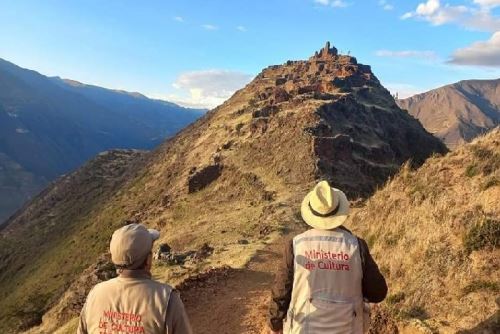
[82,272,172,334]
[284,228,364,334]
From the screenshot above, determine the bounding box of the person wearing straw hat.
[78,223,192,334]
[268,181,387,334]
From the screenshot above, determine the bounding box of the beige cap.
[110,224,160,269]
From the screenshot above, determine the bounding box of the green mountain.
[0,58,204,224]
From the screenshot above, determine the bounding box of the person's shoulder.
[148,279,174,292]
[85,277,120,301]
[91,277,120,291]
[339,226,362,240]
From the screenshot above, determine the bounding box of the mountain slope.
[0,150,147,332]
[0,58,203,223]
[398,79,500,149]
[349,128,499,333]
[50,77,201,140]
[0,42,446,334]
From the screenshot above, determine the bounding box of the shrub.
[384,234,398,246]
[470,146,491,160]
[463,219,500,254]
[401,305,429,320]
[386,292,405,305]
[462,280,499,295]
[481,177,499,191]
[465,164,479,177]
[366,234,377,249]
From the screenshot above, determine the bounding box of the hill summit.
[0,42,446,333]
[243,41,447,196]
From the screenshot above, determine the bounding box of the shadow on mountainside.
[457,305,499,334]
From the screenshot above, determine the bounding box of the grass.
[463,218,500,254]
[53,317,79,334]
[401,306,429,320]
[462,280,499,295]
[0,151,142,334]
[386,292,406,305]
[347,129,500,333]
[465,164,479,177]
[481,176,499,190]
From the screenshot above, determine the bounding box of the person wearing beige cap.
[77,223,192,334]
[268,181,387,334]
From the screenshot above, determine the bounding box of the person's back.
[287,227,364,333]
[268,181,387,334]
[78,224,192,334]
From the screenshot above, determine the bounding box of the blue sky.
[0,0,499,108]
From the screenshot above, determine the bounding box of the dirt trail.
[181,241,284,334]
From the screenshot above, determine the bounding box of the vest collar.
[118,269,152,279]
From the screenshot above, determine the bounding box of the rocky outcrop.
[188,164,223,193]
[242,41,447,197]
[310,41,338,60]
[311,95,447,197]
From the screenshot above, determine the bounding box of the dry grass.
[347,128,500,332]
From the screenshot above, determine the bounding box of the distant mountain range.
[0,58,204,224]
[398,79,500,149]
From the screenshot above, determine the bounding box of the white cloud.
[173,16,184,22]
[378,0,394,11]
[401,12,413,19]
[401,0,500,32]
[448,31,500,67]
[314,0,349,8]
[465,10,500,31]
[201,24,218,31]
[332,0,348,7]
[473,0,500,8]
[416,0,440,16]
[169,70,254,109]
[384,83,427,99]
[375,49,438,59]
[236,25,247,32]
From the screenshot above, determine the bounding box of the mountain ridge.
[397,78,500,149]
[0,57,204,224]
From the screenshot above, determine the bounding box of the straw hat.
[301,181,350,230]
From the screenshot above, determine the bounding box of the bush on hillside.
[463,218,500,254]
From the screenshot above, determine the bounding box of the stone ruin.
[310,41,338,61]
